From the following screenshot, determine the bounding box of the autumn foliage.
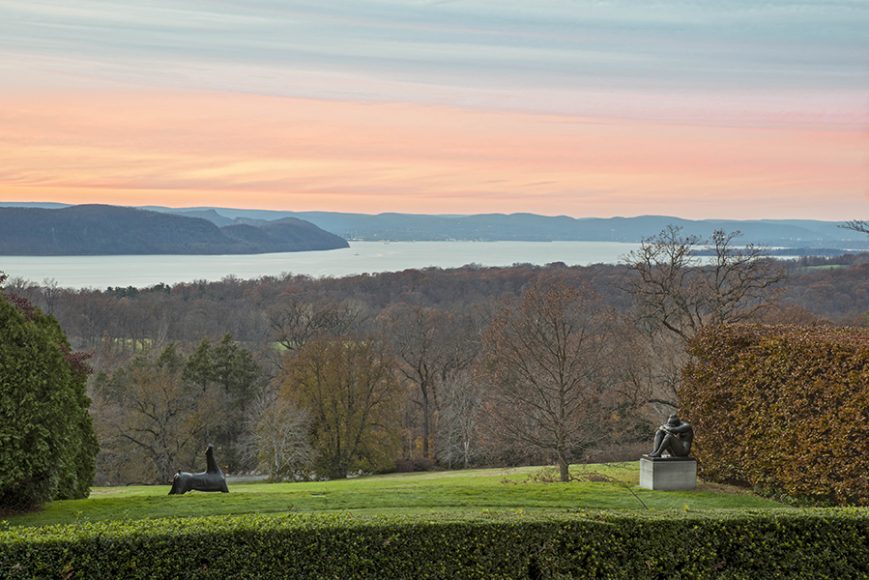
[681,324,869,505]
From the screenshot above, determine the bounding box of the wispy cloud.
[2,1,867,101]
[0,1,866,217]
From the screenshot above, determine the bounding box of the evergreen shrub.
[0,289,98,509]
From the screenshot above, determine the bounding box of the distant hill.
[2,202,866,250]
[147,206,866,250]
[166,208,236,227]
[0,205,348,255]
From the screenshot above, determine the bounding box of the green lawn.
[4,463,787,528]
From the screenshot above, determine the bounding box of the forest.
[4,232,867,486]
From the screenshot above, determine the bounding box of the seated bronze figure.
[168,444,229,495]
[648,414,693,458]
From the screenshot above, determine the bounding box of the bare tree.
[93,347,211,482]
[381,305,479,460]
[1,276,38,305]
[482,278,611,482]
[40,278,60,316]
[437,370,483,469]
[625,227,785,343]
[623,227,785,407]
[841,220,869,235]
[269,298,362,353]
[248,390,312,480]
[606,319,684,414]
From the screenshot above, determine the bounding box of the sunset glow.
[0,1,866,219]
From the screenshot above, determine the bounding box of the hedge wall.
[1,510,867,578]
[681,324,869,506]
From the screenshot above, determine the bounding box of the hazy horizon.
[0,200,860,225]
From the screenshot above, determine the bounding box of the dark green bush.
[0,510,866,578]
[0,290,98,509]
[681,324,868,506]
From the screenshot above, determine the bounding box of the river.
[0,241,640,289]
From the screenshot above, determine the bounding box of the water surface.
[1,241,640,289]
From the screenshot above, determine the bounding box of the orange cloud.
[0,90,865,218]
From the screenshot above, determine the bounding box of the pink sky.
[0,91,865,219]
[0,1,867,219]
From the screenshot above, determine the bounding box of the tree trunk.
[328,458,348,479]
[421,388,431,459]
[558,455,570,482]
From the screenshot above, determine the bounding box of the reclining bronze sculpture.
[168,444,229,495]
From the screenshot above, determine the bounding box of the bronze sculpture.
[168,444,229,495]
[648,414,693,458]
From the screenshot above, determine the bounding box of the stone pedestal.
[639,456,696,490]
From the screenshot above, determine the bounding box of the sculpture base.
[639,456,696,491]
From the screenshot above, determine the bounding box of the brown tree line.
[3,231,866,484]
[7,252,864,353]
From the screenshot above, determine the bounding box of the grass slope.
[5,463,785,528]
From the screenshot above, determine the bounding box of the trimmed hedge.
[681,324,869,506]
[1,510,867,578]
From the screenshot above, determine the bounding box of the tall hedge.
[1,510,867,578]
[0,290,98,509]
[681,324,869,505]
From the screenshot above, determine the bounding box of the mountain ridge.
[1,202,865,249]
[158,208,866,249]
[0,205,349,255]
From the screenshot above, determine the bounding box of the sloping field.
[6,462,784,527]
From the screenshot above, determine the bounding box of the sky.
[0,0,867,219]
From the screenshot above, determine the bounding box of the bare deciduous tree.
[623,227,785,408]
[270,298,362,352]
[249,391,312,481]
[626,227,785,342]
[40,277,60,316]
[606,319,685,413]
[437,370,483,469]
[841,220,869,235]
[483,278,611,482]
[93,347,210,482]
[381,305,480,460]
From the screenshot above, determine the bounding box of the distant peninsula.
[0,205,349,255]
